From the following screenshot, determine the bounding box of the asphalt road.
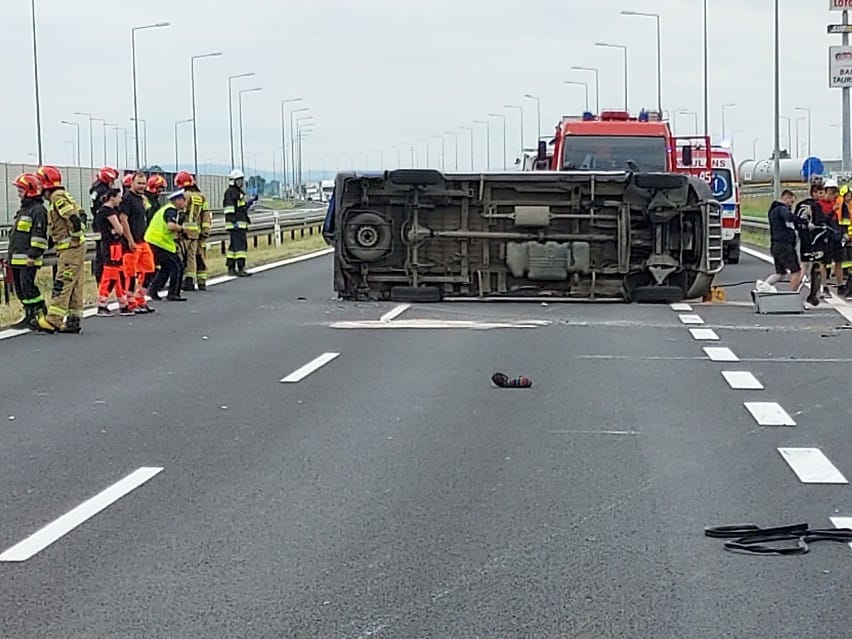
[0,249,849,638]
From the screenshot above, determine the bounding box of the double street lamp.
[191,52,223,176]
[131,22,169,168]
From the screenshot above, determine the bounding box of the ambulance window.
[710,168,733,201]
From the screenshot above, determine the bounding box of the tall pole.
[571,67,600,114]
[621,12,661,115]
[524,95,541,141]
[721,103,735,140]
[444,132,459,170]
[844,10,852,171]
[238,87,263,173]
[780,116,792,155]
[504,105,524,154]
[796,107,812,157]
[475,120,490,170]
[772,0,780,200]
[290,107,309,193]
[704,0,710,141]
[74,112,95,169]
[132,23,169,169]
[460,126,474,170]
[595,43,628,111]
[174,118,192,172]
[191,52,223,176]
[281,98,303,198]
[228,73,255,169]
[30,0,43,164]
[489,113,507,170]
[295,116,314,195]
[131,118,148,167]
[61,121,80,166]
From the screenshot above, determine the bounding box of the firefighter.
[121,173,133,193]
[174,171,209,291]
[198,184,212,291]
[89,166,119,284]
[38,165,87,334]
[7,174,53,333]
[144,175,167,223]
[144,189,189,301]
[223,169,254,277]
[95,188,133,316]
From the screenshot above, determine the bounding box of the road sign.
[830,0,852,11]
[829,24,852,34]
[830,46,852,87]
[710,172,729,199]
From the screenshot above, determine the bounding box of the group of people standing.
[767,176,852,306]
[6,165,256,334]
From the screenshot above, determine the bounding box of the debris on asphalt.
[705,522,852,555]
[492,372,532,388]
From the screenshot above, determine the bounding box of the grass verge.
[741,196,772,218]
[0,233,329,330]
[742,229,769,249]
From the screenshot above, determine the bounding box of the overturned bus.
[325,168,724,303]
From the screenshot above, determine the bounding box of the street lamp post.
[795,117,806,159]
[460,126,474,170]
[105,123,118,166]
[131,22,169,168]
[294,116,313,194]
[95,118,107,165]
[621,11,662,114]
[595,42,629,111]
[504,104,524,154]
[721,103,735,141]
[61,120,81,166]
[571,66,600,114]
[73,112,95,169]
[489,113,507,170]
[30,0,43,164]
[432,135,446,170]
[474,120,490,170]
[795,106,812,156]
[290,107,309,190]
[227,73,255,168]
[238,87,263,173]
[780,116,792,155]
[444,132,459,170]
[174,118,193,172]
[524,94,541,141]
[704,0,710,141]
[677,110,698,134]
[191,52,223,176]
[131,118,148,167]
[280,98,302,197]
[563,81,589,111]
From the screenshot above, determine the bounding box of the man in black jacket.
[766,189,803,291]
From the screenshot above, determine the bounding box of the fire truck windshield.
[562,135,667,172]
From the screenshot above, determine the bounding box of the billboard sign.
[829,45,852,87]
[830,0,852,11]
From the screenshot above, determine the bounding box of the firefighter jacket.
[144,192,162,224]
[46,190,85,251]
[182,188,209,240]
[223,185,250,231]
[8,197,49,266]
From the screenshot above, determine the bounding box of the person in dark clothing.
[793,180,827,268]
[766,189,802,291]
[95,189,133,316]
[119,171,156,314]
[223,169,257,277]
[89,167,119,284]
[7,173,52,332]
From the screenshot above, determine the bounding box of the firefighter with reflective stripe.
[223,169,254,277]
[198,185,212,291]
[89,166,119,285]
[38,165,87,334]
[144,175,167,223]
[7,174,53,333]
[174,171,208,291]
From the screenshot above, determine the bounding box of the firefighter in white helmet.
[222,169,253,277]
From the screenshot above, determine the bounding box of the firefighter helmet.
[97,166,119,184]
[122,174,134,188]
[37,165,64,190]
[12,173,43,198]
[229,169,245,182]
[146,175,167,193]
[175,171,195,188]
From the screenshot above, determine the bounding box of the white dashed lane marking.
[744,402,796,426]
[703,347,739,362]
[670,303,693,312]
[689,328,719,341]
[280,352,340,383]
[721,371,764,390]
[0,466,164,562]
[830,517,852,549]
[777,448,848,484]
[679,314,705,325]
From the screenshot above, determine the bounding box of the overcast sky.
[1,0,846,176]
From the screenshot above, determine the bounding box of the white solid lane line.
[744,401,797,426]
[670,303,693,312]
[777,448,848,484]
[280,352,340,383]
[246,247,335,275]
[380,304,411,323]
[0,466,163,563]
[721,371,764,390]
[689,328,719,341]
[740,245,773,264]
[703,347,739,362]
[679,314,705,325]
[829,517,852,549]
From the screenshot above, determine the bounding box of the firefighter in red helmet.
[174,171,210,290]
[89,166,119,284]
